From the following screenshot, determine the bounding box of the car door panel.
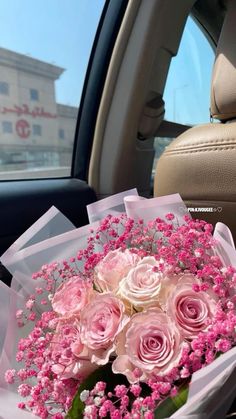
[0,178,96,284]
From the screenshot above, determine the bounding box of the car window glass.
[153,16,215,178]
[0,0,105,180]
[164,16,215,125]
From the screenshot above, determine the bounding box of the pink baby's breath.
[5,369,16,384]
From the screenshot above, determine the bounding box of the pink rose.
[51,318,96,379]
[112,309,186,383]
[118,257,162,309]
[52,276,92,317]
[80,293,129,365]
[94,249,140,292]
[165,275,217,339]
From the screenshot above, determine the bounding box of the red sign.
[0,104,57,119]
[16,120,31,138]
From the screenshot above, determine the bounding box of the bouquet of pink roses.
[0,190,236,419]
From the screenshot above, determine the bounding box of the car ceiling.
[192,0,227,47]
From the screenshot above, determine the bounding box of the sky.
[0,0,105,106]
[0,1,214,125]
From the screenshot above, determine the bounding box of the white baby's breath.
[80,389,90,402]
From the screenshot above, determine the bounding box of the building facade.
[0,47,77,175]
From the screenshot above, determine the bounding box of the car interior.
[155,0,236,242]
[0,0,235,416]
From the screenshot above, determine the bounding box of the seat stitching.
[169,139,236,149]
[164,146,236,155]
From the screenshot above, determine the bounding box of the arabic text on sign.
[0,104,57,119]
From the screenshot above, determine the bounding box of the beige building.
[0,47,77,174]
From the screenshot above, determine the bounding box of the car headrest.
[211,0,236,121]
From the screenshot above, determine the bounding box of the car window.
[164,17,215,126]
[153,16,215,174]
[0,0,105,180]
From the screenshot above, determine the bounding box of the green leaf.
[67,365,189,418]
[66,363,129,419]
[154,385,189,419]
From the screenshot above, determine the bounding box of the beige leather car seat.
[154,0,236,240]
